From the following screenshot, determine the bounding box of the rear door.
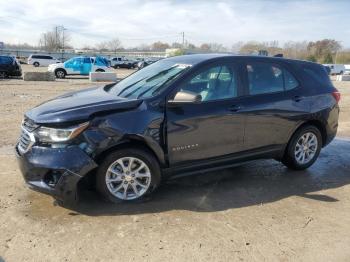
[239,59,306,151]
[41,56,51,66]
[166,60,246,166]
[81,57,92,74]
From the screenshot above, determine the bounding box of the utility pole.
[55,26,58,51]
[61,26,67,61]
[181,32,185,48]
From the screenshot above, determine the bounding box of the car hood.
[26,86,143,124]
[48,63,63,69]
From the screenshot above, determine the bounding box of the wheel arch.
[78,137,165,194]
[54,67,67,74]
[283,119,327,159]
[94,137,166,168]
[295,120,327,147]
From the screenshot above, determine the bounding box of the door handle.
[228,105,242,112]
[293,96,304,102]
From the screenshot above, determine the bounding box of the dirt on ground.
[0,65,350,262]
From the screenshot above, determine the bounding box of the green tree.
[173,49,185,56]
[322,52,333,64]
[306,55,317,62]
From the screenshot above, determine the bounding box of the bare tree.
[95,41,108,52]
[38,26,70,51]
[107,38,122,55]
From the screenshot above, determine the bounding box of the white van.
[344,65,350,75]
[27,54,61,67]
[323,64,346,75]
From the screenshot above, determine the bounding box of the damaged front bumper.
[15,145,97,206]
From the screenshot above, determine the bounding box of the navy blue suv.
[0,55,22,78]
[16,54,340,205]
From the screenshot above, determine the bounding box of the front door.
[166,62,245,166]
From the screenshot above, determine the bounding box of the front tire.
[55,69,66,79]
[33,62,40,67]
[96,148,161,203]
[282,125,322,170]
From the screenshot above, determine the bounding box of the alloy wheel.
[105,157,151,200]
[56,71,65,78]
[294,132,318,165]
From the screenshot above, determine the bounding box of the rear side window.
[83,57,91,63]
[247,62,298,95]
[32,55,53,59]
[284,69,299,90]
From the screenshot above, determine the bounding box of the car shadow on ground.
[73,138,350,216]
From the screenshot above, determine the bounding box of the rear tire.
[96,148,161,203]
[33,62,39,67]
[96,69,105,72]
[0,71,7,79]
[282,125,322,170]
[55,69,66,79]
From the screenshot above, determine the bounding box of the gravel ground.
[0,65,350,262]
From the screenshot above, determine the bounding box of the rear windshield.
[109,60,192,99]
[0,56,13,65]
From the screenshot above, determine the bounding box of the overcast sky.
[0,0,349,48]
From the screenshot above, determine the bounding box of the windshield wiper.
[145,66,177,83]
[137,70,184,99]
[116,77,147,96]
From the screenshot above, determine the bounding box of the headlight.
[35,122,89,143]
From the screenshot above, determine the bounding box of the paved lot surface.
[0,65,350,262]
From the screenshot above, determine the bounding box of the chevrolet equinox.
[16,54,340,205]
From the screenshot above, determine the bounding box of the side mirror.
[168,90,202,105]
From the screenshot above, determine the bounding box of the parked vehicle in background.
[16,54,340,205]
[48,56,112,78]
[0,55,22,78]
[27,54,60,67]
[344,65,350,75]
[136,59,156,69]
[110,57,137,69]
[323,64,345,75]
[324,65,331,75]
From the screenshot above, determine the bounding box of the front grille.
[17,123,36,154]
[22,117,38,132]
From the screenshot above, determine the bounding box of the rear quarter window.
[302,64,333,88]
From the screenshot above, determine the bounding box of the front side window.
[247,62,298,95]
[73,58,83,65]
[179,65,238,101]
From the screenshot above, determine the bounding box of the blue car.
[48,56,112,78]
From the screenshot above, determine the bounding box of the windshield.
[109,59,192,99]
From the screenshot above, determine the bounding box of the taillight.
[332,91,341,103]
